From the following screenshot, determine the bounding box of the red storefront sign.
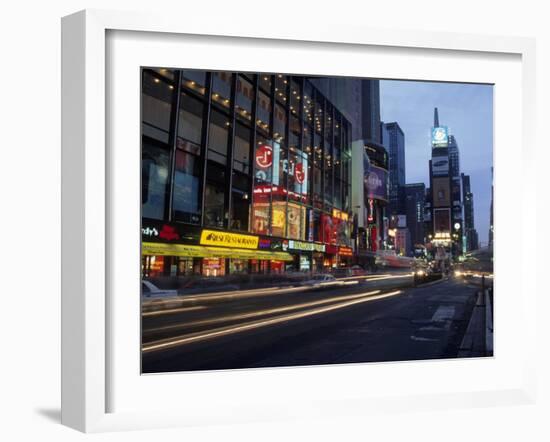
[338,246,353,257]
[158,224,180,241]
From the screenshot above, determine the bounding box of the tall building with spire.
[427,107,463,258]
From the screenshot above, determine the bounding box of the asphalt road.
[141,275,479,373]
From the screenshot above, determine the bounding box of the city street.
[142,273,482,373]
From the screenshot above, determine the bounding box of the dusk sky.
[379,80,494,246]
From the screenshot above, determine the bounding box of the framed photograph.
[61,9,537,433]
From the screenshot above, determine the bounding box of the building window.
[275,74,288,105]
[290,79,301,118]
[142,140,170,220]
[256,90,271,135]
[204,161,226,227]
[313,166,322,209]
[334,179,342,209]
[324,103,333,143]
[235,75,254,123]
[207,109,230,165]
[303,82,314,125]
[259,73,272,92]
[211,71,232,110]
[142,69,176,144]
[233,123,251,174]
[230,190,250,231]
[173,148,201,224]
[274,104,286,144]
[177,91,203,151]
[181,70,206,95]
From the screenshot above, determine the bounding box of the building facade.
[405,183,426,249]
[461,173,479,251]
[383,121,406,217]
[141,68,354,278]
[311,77,388,264]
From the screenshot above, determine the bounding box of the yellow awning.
[142,242,294,261]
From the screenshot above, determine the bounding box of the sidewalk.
[458,288,494,357]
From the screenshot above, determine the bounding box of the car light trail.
[142,305,207,318]
[142,289,403,353]
[362,274,412,281]
[144,290,382,334]
[142,284,318,308]
[143,274,410,313]
[335,274,392,281]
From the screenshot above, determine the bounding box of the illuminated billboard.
[432,155,449,176]
[365,165,388,201]
[432,126,449,148]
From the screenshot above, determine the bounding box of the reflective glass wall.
[142,68,353,246]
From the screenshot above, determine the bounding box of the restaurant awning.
[142,242,294,261]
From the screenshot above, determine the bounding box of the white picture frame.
[61,9,537,433]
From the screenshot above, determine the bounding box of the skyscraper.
[405,183,426,248]
[310,76,387,264]
[428,107,462,257]
[383,121,405,217]
[461,173,478,251]
[361,79,382,144]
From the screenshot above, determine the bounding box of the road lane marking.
[410,336,439,342]
[431,306,456,322]
[142,290,403,353]
[144,290,382,334]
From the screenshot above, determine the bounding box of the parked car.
[141,280,178,299]
[301,274,345,289]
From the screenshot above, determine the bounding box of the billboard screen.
[432,155,449,176]
[365,165,388,202]
[432,126,449,148]
[432,177,450,207]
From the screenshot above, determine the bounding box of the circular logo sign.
[433,127,447,142]
[295,162,305,184]
[255,144,273,169]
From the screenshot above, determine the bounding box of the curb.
[458,288,491,357]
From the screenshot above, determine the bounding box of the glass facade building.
[141,68,353,279]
